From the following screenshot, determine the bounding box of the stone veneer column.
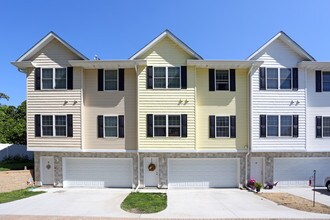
[265,156,273,183]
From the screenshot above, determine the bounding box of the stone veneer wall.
[139,152,247,188]
[248,152,330,183]
[34,152,138,187]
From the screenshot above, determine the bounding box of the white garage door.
[63,158,133,188]
[168,158,239,188]
[274,158,330,186]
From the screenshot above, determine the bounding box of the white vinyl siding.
[251,38,306,151]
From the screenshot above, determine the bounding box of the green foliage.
[121,192,167,213]
[0,100,26,144]
[0,188,45,204]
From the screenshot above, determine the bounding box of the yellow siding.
[138,37,196,149]
[83,69,137,150]
[196,68,248,150]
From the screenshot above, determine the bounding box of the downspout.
[135,152,141,192]
[245,63,255,185]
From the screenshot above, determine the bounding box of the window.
[266,115,293,137]
[153,67,181,89]
[323,72,330,91]
[154,115,181,137]
[104,70,118,90]
[42,115,67,137]
[323,117,330,137]
[41,68,67,90]
[104,116,118,137]
[216,116,230,137]
[266,68,292,90]
[215,70,229,90]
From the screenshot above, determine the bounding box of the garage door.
[63,158,133,188]
[274,158,330,186]
[168,158,239,188]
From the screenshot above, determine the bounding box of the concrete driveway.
[0,188,329,219]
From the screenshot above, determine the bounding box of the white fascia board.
[69,60,146,69]
[247,31,315,61]
[187,60,263,69]
[11,61,35,70]
[129,30,202,60]
[251,148,307,153]
[298,61,330,70]
[16,32,88,62]
[138,149,247,153]
[27,147,137,153]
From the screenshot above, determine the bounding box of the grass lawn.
[0,188,45,204]
[121,192,167,214]
[0,161,34,171]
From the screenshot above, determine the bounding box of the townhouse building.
[12,30,330,188]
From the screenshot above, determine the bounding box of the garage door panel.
[274,158,330,186]
[168,159,239,188]
[63,158,132,188]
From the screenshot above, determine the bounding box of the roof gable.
[16,31,88,62]
[247,31,315,61]
[129,29,203,60]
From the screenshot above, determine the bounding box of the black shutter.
[147,66,153,89]
[259,67,266,90]
[119,69,125,91]
[230,116,236,138]
[181,66,187,89]
[35,68,41,90]
[209,115,215,138]
[260,115,266,137]
[230,69,236,91]
[35,114,41,137]
[97,115,104,138]
[98,69,104,91]
[292,68,298,91]
[147,114,153,137]
[316,116,322,138]
[181,114,187,137]
[209,69,215,91]
[118,115,124,138]
[293,115,299,137]
[67,67,73,90]
[316,70,322,92]
[67,114,73,137]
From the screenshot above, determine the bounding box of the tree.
[0,100,26,144]
[0,92,9,106]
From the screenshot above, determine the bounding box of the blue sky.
[1,0,330,106]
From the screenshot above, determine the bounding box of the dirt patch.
[259,192,330,214]
[0,170,33,193]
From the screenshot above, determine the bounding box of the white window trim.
[322,71,330,92]
[266,115,293,138]
[41,67,67,90]
[153,114,181,137]
[265,67,293,91]
[214,69,230,91]
[103,115,119,138]
[41,114,67,137]
[215,116,231,138]
[322,116,330,137]
[104,69,119,91]
[153,66,181,89]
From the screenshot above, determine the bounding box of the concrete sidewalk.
[0,188,328,219]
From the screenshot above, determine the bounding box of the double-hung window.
[104,116,118,137]
[104,70,118,90]
[154,115,181,137]
[323,72,330,91]
[323,117,330,137]
[216,116,230,137]
[41,68,67,90]
[41,115,67,137]
[316,116,330,137]
[266,115,293,137]
[153,67,181,89]
[215,70,229,91]
[266,68,292,90]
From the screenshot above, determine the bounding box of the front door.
[144,157,159,187]
[40,156,54,185]
[250,157,264,183]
